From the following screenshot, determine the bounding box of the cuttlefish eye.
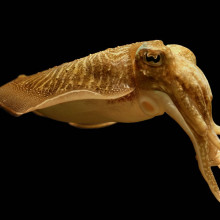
[144,51,163,66]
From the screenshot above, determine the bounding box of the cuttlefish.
[0,40,219,201]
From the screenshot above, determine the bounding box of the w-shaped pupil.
[146,55,160,63]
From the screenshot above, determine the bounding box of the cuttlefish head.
[134,40,220,202]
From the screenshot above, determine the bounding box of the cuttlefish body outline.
[0,40,220,201]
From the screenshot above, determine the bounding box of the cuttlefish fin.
[69,122,116,129]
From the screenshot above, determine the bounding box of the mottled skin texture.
[0,40,219,201]
[0,43,137,115]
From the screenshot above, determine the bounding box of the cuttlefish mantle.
[0,40,219,202]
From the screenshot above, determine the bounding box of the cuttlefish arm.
[0,41,219,201]
[141,90,220,201]
[134,41,220,202]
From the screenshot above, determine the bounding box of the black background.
[0,2,220,216]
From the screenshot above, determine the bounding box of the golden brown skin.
[0,40,219,201]
[0,43,138,116]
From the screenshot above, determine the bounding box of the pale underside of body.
[35,93,154,126]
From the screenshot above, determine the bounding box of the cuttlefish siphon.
[0,40,219,202]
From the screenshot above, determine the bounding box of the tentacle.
[204,167,220,202]
[216,150,220,169]
[209,148,220,167]
[212,121,220,135]
[207,130,220,150]
[197,140,220,202]
[189,132,220,202]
